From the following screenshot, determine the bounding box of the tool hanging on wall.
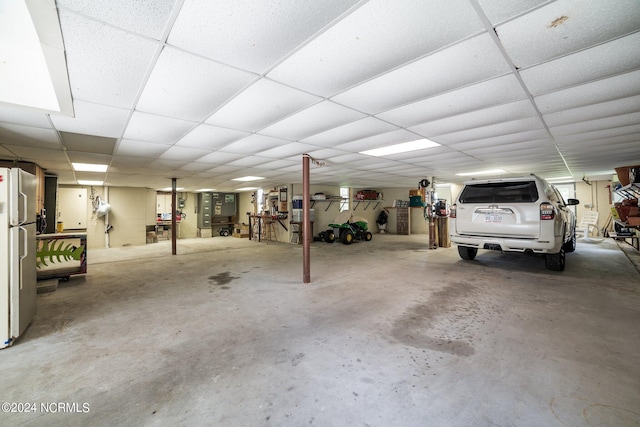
[419,178,438,249]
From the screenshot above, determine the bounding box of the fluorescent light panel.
[72,162,109,172]
[232,176,265,182]
[236,187,259,191]
[360,139,440,157]
[197,188,216,192]
[159,187,184,191]
[456,169,506,176]
[77,180,104,186]
[545,176,574,182]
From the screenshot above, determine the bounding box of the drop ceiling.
[1,0,639,191]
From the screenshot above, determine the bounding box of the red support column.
[171,178,177,256]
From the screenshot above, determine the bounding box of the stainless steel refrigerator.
[1,167,37,349]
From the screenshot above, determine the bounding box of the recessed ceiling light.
[0,0,72,114]
[232,176,265,182]
[72,162,108,172]
[197,188,216,192]
[360,139,440,157]
[456,169,506,177]
[545,176,574,182]
[236,187,259,191]
[159,187,184,191]
[77,180,104,186]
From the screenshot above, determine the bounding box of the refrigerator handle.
[19,190,27,225]
[19,226,28,261]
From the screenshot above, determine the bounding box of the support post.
[302,154,311,283]
[171,178,177,255]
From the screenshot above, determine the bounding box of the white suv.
[449,175,579,271]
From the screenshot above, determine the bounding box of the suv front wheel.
[545,248,566,271]
[458,246,478,260]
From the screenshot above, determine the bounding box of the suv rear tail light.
[540,203,555,220]
[450,204,457,219]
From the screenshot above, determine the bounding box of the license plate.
[485,214,502,222]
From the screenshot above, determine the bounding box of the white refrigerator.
[1,168,37,349]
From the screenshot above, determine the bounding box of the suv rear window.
[459,181,539,204]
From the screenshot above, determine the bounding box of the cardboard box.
[146,231,158,244]
[232,232,249,238]
[627,216,640,226]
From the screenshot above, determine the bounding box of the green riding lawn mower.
[318,211,373,245]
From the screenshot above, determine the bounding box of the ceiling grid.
[0,0,638,190]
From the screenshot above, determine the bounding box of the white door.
[58,188,87,229]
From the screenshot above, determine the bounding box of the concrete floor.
[1,234,639,426]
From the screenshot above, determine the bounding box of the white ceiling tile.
[255,160,299,170]
[268,0,484,96]
[554,124,640,144]
[74,171,106,182]
[376,75,527,128]
[149,159,189,169]
[447,130,550,150]
[227,156,270,168]
[462,137,553,155]
[259,101,366,141]
[0,123,60,148]
[535,69,640,114]
[58,10,160,108]
[476,0,550,25]
[116,139,170,157]
[496,0,640,68]
[57,0,177,39]
[0,146,14,156]
[205,79,320,132]
[330,129,420,152]
[159,145,211,162]
[410,100,538,137]
[326,153,371,164]
[544,95,640,127]
[168,0,362,73]
[194,152,244,165]
[219,134,289,155]
[0,145,67,162]
[176,124,250,150]
[111,157,160,170]
[257,142,318,159]
[305,147,349,159]
[300,117,399,148]
[50,100,129,137]
[178,162,216,172]
[424,116,546,145]
[521,32,640,96]
[332,34,512,113]
[65,151,112,164]
[0,105,52,128]
[123,111,196,144]
[137,47,257,122]
[550,112,640,136]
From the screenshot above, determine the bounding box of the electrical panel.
[211,192,237,217]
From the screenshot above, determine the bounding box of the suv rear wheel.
[458,246,478,260]
[562,230,576,253]
[545,248,565,271]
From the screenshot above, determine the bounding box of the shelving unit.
[612,182,640,251]
[614,182,640,199]
[309,198,347,211]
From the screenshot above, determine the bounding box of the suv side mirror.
[566,198,579,206]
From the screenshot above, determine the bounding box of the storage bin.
[292,196,303,209]
[292,209,314,222]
